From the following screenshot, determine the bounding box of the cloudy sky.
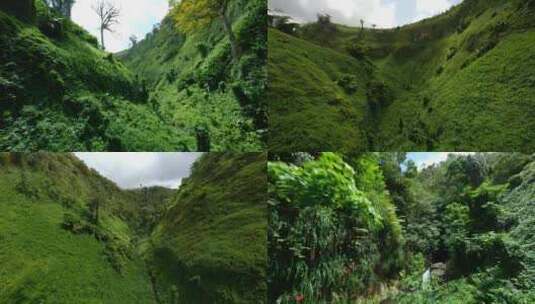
[268,0,463,28]
[74,153,202,189]
[72,0,170,52]
[407,152,474,169]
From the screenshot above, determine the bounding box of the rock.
[431,262,447,280]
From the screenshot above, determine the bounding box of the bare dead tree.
[92,0,120,50]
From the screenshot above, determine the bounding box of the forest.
[268,152,535,303]
[0,152,267,303]
[268,0,535,151]
[0,0,266,151]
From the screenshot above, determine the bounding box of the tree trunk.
[100,27,105,50]
[219,7,239,62]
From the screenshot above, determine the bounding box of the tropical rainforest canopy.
[268,152,535,303]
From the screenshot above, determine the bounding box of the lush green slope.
[0,1,187,151]
[147,153,267,303]
[121,0,267,151]
[268,0,535,151]
[388,153,535,303]
[0,153,155,303]
[0,152,268,303]
[268,29,372,151]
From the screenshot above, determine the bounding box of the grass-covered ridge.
[147,153,267,303]
[268,0,535,151]
[0,152,267,303]
[0,153,156,303]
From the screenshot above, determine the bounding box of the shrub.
[446,47,457,60]
[166,69,178,83]
[62,212,92,234]
[196,42,209,58]
[104,238,131,273]
[268,154,400,302]
[346,43,367,59]
[39,17,64,39]
[367,80,391,114]
[336,74,358,94]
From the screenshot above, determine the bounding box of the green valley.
[0,152,267,303]
[268,152,535,303]
[0,0,266,151]
[268,0,535,151]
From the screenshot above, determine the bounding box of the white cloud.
[413,0,453,22]
[71,0,169,52]
[269,0,460,28]
[270,0,396,28]
[74,153,202,189]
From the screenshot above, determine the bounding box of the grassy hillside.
[268,29,371,151]
[0,152,268,303]
[121,0,267,151]
[0,153,155,303]
[1,0,266,151]
[0,1,187,151]
[147,153,267,303]
[269,0,535,151]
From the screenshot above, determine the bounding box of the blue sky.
[407,152,474,169]
[269,0,463,28]
[72,0,170,52]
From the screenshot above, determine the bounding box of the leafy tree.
[45,0,75,19]
[92,0,120,50]
[129,34,137,47]
[172,0,241,62]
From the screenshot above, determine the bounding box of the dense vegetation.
[0,152,267,303]
[268,152,535,303]
[268,0,535,151]
[121,0,267,151]
[0,0,265,151]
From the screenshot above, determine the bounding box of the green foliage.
[122,0,266,150]
[366,80,391,114]
[269,153,404,303]
[336,74,359,94]
[346,42,367,59]
[1,152,267,303]
[268,0,535,151]
[0,154,155,303]
[149,153,267,304]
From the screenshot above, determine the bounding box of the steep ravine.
[0,153,267,303]
[268,0,535,151]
